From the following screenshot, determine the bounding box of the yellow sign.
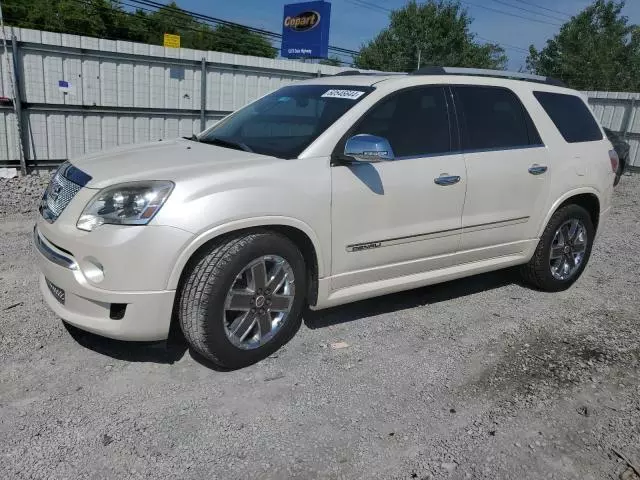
[163,33,181,49]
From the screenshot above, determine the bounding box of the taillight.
[609,149,619,173]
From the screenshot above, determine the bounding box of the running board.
[313,253,528,310]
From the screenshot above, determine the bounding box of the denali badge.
[348,242,382,252]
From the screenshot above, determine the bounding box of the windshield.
[198,84,374,159]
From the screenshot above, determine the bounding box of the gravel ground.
[1,173,639,480]
[0,171,51,216]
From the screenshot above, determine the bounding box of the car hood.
[71,139,281,189]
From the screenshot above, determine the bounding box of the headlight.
[77,181,174,232]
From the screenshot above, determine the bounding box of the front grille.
[40,163,90,223]
[46,279,66,305]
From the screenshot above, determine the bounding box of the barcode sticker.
[321,89,366,100]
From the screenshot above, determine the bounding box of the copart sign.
[281,1,331,59]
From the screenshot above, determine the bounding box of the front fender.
[166,216,326,290]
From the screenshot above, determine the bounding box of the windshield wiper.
[199,137,253,153]
[183,134,199,141]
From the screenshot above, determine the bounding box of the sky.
[167,0,640,69]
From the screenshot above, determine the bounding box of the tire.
[178,230,307,369]
[614,158,625,186]
[520,204,595,292]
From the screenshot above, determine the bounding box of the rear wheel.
[178,231,306,369]
[520,204,595,291]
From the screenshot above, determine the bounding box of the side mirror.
[344,134,395,163]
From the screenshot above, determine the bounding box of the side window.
[454,86,538,151]
[352,86,452,157]
[533,91,603,143]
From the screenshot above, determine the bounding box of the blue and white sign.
[281,1,331,59]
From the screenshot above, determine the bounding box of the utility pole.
[0,0,26,175]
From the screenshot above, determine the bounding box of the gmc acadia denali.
[34,67,617,368]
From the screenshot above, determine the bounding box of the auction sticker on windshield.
[321,89,366,100]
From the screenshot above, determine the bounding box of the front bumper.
[34,224,181,341]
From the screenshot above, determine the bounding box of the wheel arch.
[167,217,324,305]
[538,188,601,238]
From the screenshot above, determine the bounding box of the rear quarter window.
[533,91,603,143]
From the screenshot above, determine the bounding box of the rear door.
[453,85,551,260]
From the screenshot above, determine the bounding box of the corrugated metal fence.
[0,27,352,169]
[1,28,639,170]
[585,91,640,169]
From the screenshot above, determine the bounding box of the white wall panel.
[133,63,149,108]
[100,61,118,106]
[84,116,102,154]
[134,117,150,144]
[43,54,64,103]
[62,55,84,105]
[22,51,45,102]
[118,116,134,146]
[27,113,48,159]
[118,61,135,107]
[82,58,100,106]
[0,112,20,161]
[46,114,66,159]
[66,115,85,158]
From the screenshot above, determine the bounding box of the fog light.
[110,303,127,320]
[81,257,105,283]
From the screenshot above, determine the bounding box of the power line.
[344,0,563,28]
[345,0,390,14]
[475,35,530,54]
[487,0,567,22]
[460,1,563,27]
[508,0,574,18]
[341,0,534,59]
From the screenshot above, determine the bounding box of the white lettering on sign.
[287,48,313,55]
[321,89,366,100]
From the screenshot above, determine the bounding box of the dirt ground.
[0,172,639,479]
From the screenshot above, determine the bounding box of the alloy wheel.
[223,255,295,350]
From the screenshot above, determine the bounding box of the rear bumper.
[34,226,175,341]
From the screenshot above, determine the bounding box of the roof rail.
[334,70,364,76]
[411,66,566,87]
[333,70,407,77]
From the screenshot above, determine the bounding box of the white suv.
[34,67,617,368]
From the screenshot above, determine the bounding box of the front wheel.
[520,204,595,292]
[178,231,307,369]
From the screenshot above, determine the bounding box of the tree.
[3,0,276,58]
[354,0,506,72]
[319,55,343,66]
[209,25,276,58]
[527,0,640,91]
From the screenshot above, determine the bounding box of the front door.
[330,86,467,291]
[452,85,551,260]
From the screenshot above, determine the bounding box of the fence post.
[621,98,636,141]
[200,57,207,132]
[8,35,28,174]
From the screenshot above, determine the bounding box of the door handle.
[434,175,461,186]
[528,164,548,175]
